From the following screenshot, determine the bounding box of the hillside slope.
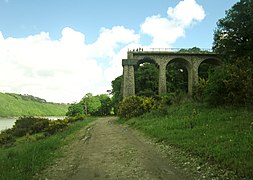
[0,92,68,117]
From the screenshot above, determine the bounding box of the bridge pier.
[188,65,199,96]
[122,65,135,97]
[158,63,167,95]
[187,60,199,96]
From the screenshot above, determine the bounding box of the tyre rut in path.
[37,117,192,180]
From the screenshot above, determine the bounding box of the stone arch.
[199,58,222,67]
[135,57,159,96]
[197,58,222,80]
[166,58,191,94]
[136,57,158,67]
[167,58,191,70]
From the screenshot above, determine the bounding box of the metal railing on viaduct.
[128,47,213,53]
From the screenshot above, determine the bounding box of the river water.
[0,116,65,132]
[0,118,16,132]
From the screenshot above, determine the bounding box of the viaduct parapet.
[122,50,221,97]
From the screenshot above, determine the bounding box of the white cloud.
[167,0,205,27]
[141,0,205,47]
[87,26,140,58]
[0,27,139,103]
[0,0,206,103]
[141,15,185,47]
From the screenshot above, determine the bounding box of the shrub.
[0,115,88,146]
[66,103,84,117]
[0,129,15,146]
[193,77,208,102]
[12,116,49,137]
[118,96,158,119]
[160,93,176,106]
[204,59,253,106]
[204,66,228,105]
[44,120,68,135]
[65,114,87,123]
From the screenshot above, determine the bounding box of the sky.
[0,0,238,103]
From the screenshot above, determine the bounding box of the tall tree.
[213,0,253,63]
[205,0,253,106]
[66,103,84,117]
[93,94,112,116]
[111,75,123,114]
[80,93,101,115]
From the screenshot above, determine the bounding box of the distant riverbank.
[0,92,69,117]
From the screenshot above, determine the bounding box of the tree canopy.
[213,0,253,63]
[205,0,253,106]
[111,75,123,114]
[66,93,112,117]
[81,93,101,115]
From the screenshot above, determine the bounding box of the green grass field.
[0,92,68,117]
[0,117,95,180]
[126,102,253,178]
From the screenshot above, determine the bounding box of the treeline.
[66,93,113,117]
[6,93,47,103]
[208,0,253,106]
[5,93,66,105]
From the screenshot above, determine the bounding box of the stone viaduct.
[122,50,221,97]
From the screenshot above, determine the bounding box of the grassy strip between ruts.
[125,102,253,179]
[0,117,95,180]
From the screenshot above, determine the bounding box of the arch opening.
[166,58,189,93]
[198,58,222,80]
[135,58,159,97]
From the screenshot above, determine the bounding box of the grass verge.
[125,102,253,178]
[0,117,95,180]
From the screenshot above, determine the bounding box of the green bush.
[66,103,84,117]
[0,129,15,146]
[204,59,253,106]
[193,77,208,102]
[44,120,68,135]
[118,96,158,119]
[160,93,176,106]
[1,117,49,146]
[45,114,88,135]
[65,114,87,123]
[12,117,49,137]
[0,115,89,146]
[223,59,253,106]
[204,66,228,105]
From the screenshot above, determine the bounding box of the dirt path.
[36,117,193,180]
